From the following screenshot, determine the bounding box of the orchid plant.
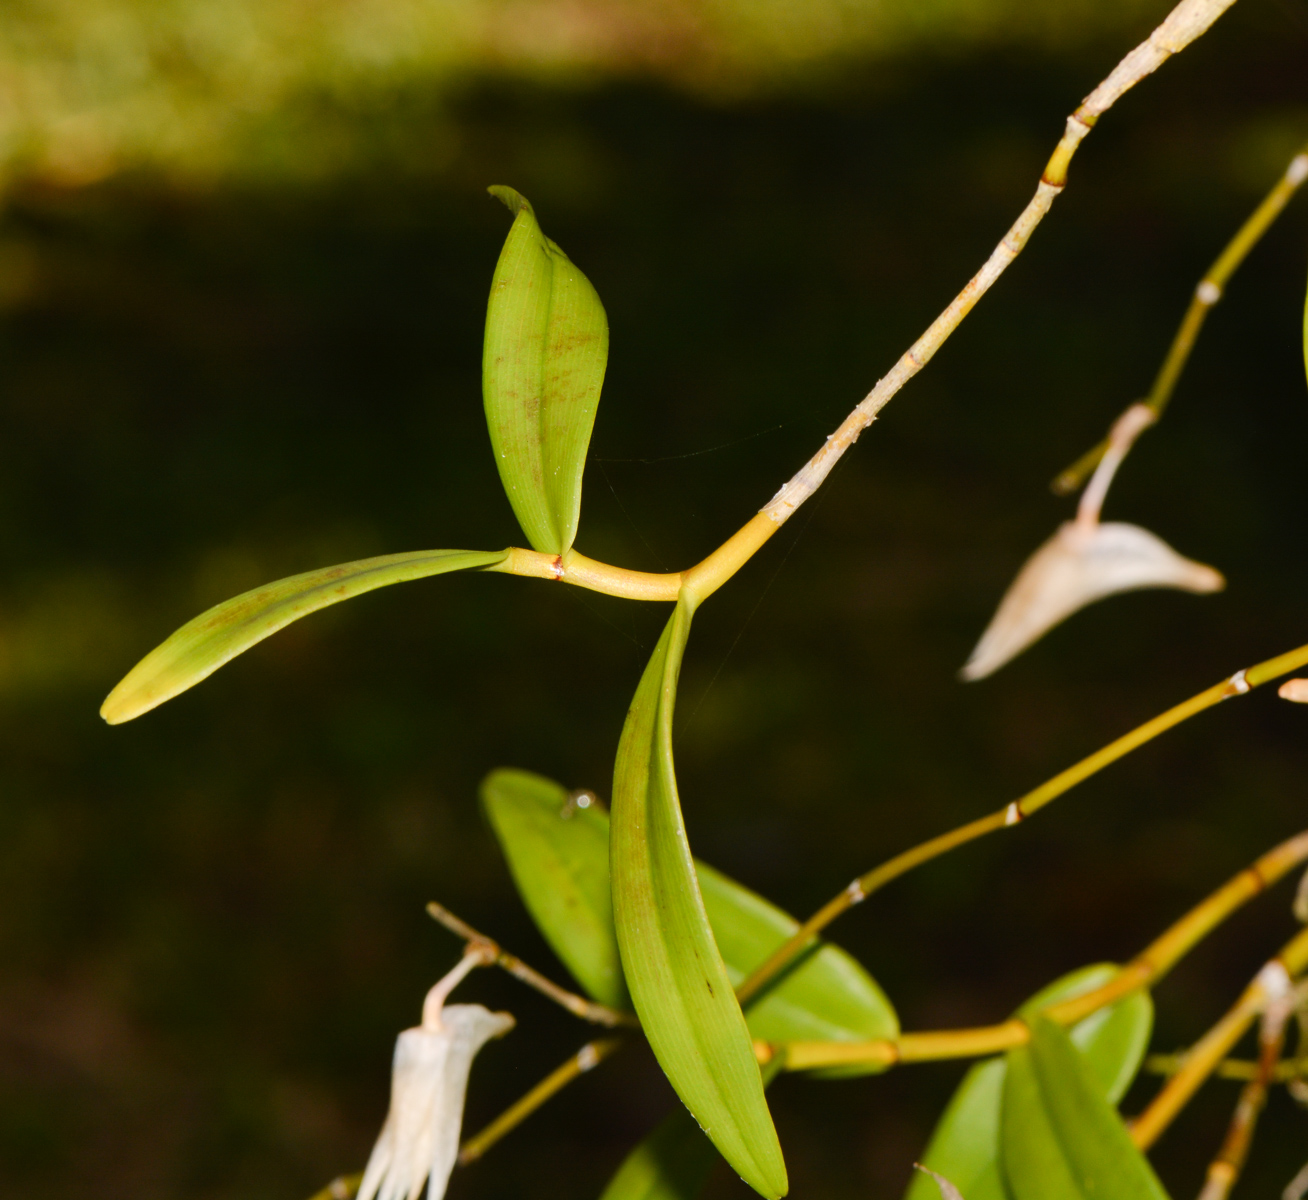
[98,1,1308,1197]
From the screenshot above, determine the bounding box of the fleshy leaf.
[597,1108,722,1200]
[696,861,898,1073]
[611,600,787,1199]
[484,186,608,556]
[1000,1015,1169,1200]
[481,767,630,1011]
[906,964,1153,1200]
[481,768,896,1049]
[101,548,506,724]
[961,521,1223,681]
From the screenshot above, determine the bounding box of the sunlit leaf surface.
[1001,1016,1169,1200]
[101,549,506,723]
[906,964,1153,1200]
[611,600,787,1198]
[483,186,607,556]
[482,768,897,1050]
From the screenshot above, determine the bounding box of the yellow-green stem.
[1053,140,1308,494]
[1129,924,1308,1149]
[777,828,1308,1071]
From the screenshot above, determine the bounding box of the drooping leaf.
[481,767,630,1011]
[1000,1015,1169,1200]
[482,769,896,1053]
[101,549,508,724]
[484,186,608,556]
[597,1108,722,1200]
[906,964,1153,1200]
[611,600,787,1199]
[961,521,1223,681]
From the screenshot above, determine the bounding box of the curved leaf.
[906,964,1153,1200]
[481,769,896,1050]
[611,600,787,1199]
[484,186,608,556]
[597,1109,720,1200]
[1001,1015,1169,1200]
[101,548,506,724]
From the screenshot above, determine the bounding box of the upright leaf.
[481,767,896,1048]
[906,964,1153,1200]
[611,601,787,1199]
[101,548,508,724]
[484,186,608,556]
[1001,1016,1169,1200]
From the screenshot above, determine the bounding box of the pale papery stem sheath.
[1130,929,1308,1150]
[763,828,1308,1071]
[1053,139,1308,495]
[736,640,1308,1009]
[425,902,638,1029]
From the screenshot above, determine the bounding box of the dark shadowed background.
[2,1,1308,1197]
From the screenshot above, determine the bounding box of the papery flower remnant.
[962,404,1223,681]
[358,949,514,1200]
[913,1163,966,1200]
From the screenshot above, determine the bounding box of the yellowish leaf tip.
[488,185,532,217]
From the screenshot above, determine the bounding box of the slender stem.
[1145,1053,1308,1083]
[738,639,1308,1008]
[1131,925,1308,1150]
[426,902,638,1028]
[457,1037,625,1164]
[777,829,1308,1070]
[1194,999,1294,1200]
[486,0,1239,609]
[1052,141,1308,495]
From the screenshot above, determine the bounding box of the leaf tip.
[488,185,532,217]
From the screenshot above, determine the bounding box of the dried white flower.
[960,520,1224,680]
[962,403,1222,681]
[1279,679,1308,703]
[358,954,514,1200]
[913,1163,966,1200]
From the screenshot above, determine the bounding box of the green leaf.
[696,861,898,1072]
[481,767,630,1011]
[597,1109,720,1200]
[611,600,787,1199]
[1001,1015,1170,1200]
[906,964,1153,1200]
[101,548,506,724]
[481,768,896,1048]
[484,186,608,556]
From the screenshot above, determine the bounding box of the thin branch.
[1195,993,1297,1200]
[426,902,638,1029]
[757,0,1240,530]
[1131,925,1308,1150]
[1053,140,1308,495]
[737,638,1308,1008]
[1145,1052,1308,1083]
[770,828,1308,1070]
[457,1037,625,1164]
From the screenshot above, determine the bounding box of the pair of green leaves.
[483,748,898,1200]
[102,190,605,724]
[908,963,1162,1200]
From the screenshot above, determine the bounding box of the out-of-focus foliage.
[3,0,1164,187]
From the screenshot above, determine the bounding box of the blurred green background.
[2,1,1308,1197]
